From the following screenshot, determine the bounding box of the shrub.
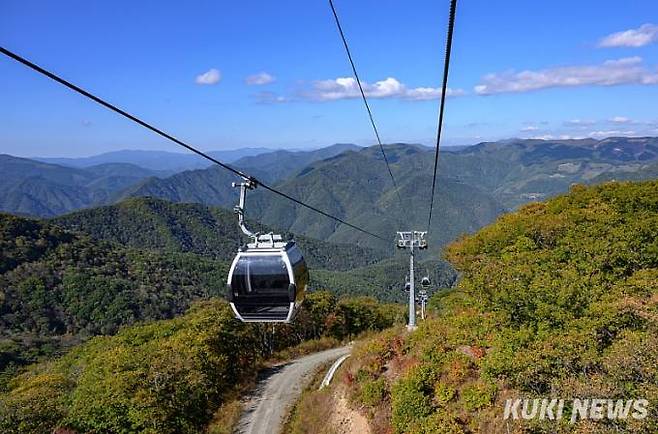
[408,411,464,434]
[433,382,455,406]
[391,367,434,433]
[359,377,387,407]
[460,380,496,411]
[0,371,70,434]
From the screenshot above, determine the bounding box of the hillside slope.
[0,155,168,217]
[250,144,506,251]
[117,143,361,203]
[52,197,389,271]
[0,206,426,378]
[118,138,658,251]
[0,213,228,372]
[321,180,658,433]
[0,293,402,434]
[232,143,360,182]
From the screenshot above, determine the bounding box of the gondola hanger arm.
[232,179,258,239]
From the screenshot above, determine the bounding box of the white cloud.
[599,24,658,48]
[564,119,596,127]
[255,91,289,104]
[529,134,583,140]
[521,126,539,132]
[245,72,275,85]
[587,130,636,138]
[474,57,658,95]
[195,68,221,85]
[304,77,464,101]
[609,116,632,124]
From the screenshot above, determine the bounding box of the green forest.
[0,292,403,433]
[302,180,658,433]
[0,198,453,384]
[0,211,228,375]
[2,180,657,433]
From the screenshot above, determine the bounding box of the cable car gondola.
[227,180,308,322]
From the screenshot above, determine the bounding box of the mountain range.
[35,147,276,171]
[0,144,358,218]
[52,196,388,271]
[0,155,171,217]
[3,137,658,251]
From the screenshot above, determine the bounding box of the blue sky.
[2,0,658,157]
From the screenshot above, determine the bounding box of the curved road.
[236,346,351,434]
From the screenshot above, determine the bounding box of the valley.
[4,137,658,251]
[1,139,657,433]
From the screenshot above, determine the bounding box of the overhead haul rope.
[427,0,457,232]
[0,46,388,242]
[328,0,406,219]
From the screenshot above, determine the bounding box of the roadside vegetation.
[294,180,658,433]
[0,200,427,381]
[0,291,403,433]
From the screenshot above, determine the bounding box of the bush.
[391,368,434,433]
[408,411,464,434]
[359,377,387,407]
[0,371,70,434]
[460,381,496,411]
[1,301,261,434]
[433,382,455,406]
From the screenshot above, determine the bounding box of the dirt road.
[236,346,351,434]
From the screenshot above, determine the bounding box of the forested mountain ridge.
[3,137,658,252]
[0,204,421,377]
[52,196,389,270]
[35,147,275,170]
[0,155,169,217]
[329,179,658,433]
[230,142,360,182]
[52,197,457,301]
[249,143,505,250]
[453,136,658,208]
[0,144,360,218]
[0,212,229,372]
[116,143,362,204]
[120,137,658,251]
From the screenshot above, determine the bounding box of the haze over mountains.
[2,136,658,251]
[35,147,277,171]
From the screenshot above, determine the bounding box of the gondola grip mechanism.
[233,179,259,240]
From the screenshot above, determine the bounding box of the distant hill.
[232,143,361,182]
[5,137,658,245]
[0,144,361,218]
[121,143,362,201]
[0,155,167,217]
[589,160,658,183]
[249,144,506,250]
[52,197,389,271]
[450,136,658,208]
[116,165,246,210]
[35,147,276,171]
[113,137,658,251]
